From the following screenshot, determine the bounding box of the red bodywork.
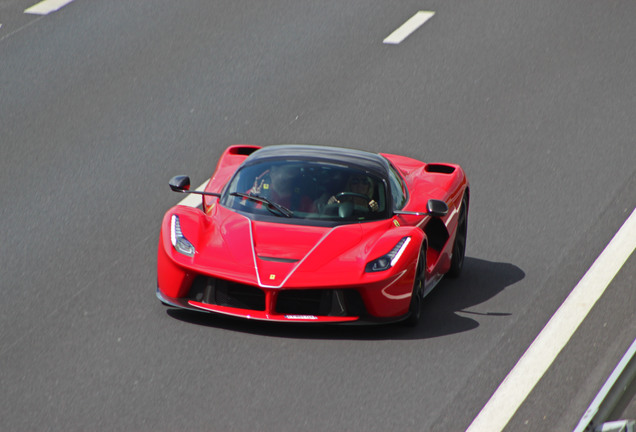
[157,145,469,324]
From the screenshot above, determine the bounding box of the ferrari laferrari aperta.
[157,144,469,325]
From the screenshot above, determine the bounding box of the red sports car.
[157,144,469,325]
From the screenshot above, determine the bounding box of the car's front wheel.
[402,248,426,327]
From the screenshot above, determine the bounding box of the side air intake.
[425,164,455,174]
[227,145,260,156]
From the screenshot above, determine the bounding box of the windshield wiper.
[229,192,293,218]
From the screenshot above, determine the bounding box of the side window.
[388,165,406,210]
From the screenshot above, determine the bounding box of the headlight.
[365,237,411,272]
[170,215,195,257]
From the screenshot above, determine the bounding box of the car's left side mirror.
[169,175,191,192]
[426,199,448,217]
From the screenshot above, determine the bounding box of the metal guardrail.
[574,338,636,432]
[595,420,635,432]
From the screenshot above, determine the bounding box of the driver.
[250,164,315,213]
[327,173,379,212]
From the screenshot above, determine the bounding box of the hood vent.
[425,163,455,174]
[258,256,299,263]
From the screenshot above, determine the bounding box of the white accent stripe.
[24,0,75,15]
[177,180,210,207]
[383,11,435,45]
[467,207,636,432]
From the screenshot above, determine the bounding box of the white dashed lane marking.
[383,11,435,45]
[25,0,75,15]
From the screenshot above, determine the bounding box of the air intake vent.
[228,145,260,156]
[276,289,366,317]
[258,256,299,263]
[188,276,265,311]
[425,164,455,174]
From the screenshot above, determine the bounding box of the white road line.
[24,0,75,15]
[467,207,636,432]
[178,180,209,207]
[383,11,435,45]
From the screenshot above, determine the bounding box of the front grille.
[188,277,367,317]
[188,276,265,311]
[276,289,366,317]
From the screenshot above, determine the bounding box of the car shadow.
[165,257,524,340]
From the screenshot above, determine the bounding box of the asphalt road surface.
[1,1,635,431]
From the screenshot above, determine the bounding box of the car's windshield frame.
[220,157,391,225]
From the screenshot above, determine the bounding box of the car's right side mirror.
[426,199,448,217]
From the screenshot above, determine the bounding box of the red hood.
[191,205,376,287]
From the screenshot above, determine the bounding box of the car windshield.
[222,159,388,222]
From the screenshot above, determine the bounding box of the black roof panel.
[245,144,390,176]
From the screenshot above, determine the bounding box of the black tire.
[402,248,426,327]
[447,195,468,278]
